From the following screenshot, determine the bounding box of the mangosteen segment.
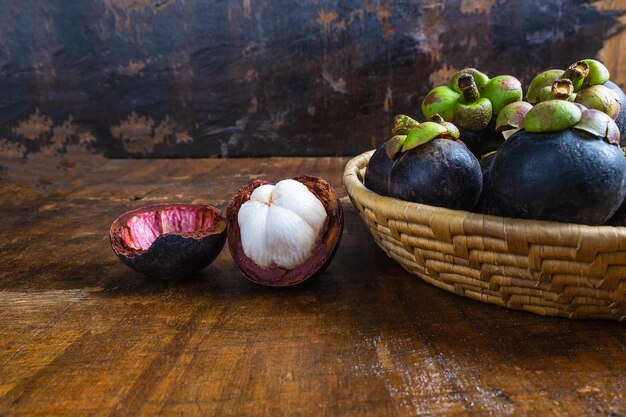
[110,204,227,279]
[227,175,343,287]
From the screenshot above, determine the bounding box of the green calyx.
[573,109,620,145]
[581,59,610,87]
[455,75,494,131]
[401,122,448,152]
[496,101,533,140]
[561,59,611,91]
[480,75,523,114]
[456,97,493,131]
[422,68,522,132]
[421,86,460,121]
[427,114,460,139]
[385,115,460,158]
[527,69,564,104]
[574,84,621,120]
[524,100,582,133]
[496,101,533,136]
[392,114,420,135]
[385,135,407,160]
[514,99,619,144]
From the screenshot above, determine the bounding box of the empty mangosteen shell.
[110,204,227,279]
[227,174,344,287]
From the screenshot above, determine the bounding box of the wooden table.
[1,154,625,416]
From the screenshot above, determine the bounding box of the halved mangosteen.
[227,174,343,287]
[110,204,227,279]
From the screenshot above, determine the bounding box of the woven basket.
[343,150,626,321]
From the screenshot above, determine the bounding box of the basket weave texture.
[343,151,626,321]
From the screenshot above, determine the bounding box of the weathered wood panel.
[1,155,625,416]
[0,0,624,158]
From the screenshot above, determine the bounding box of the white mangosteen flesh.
[237,179,328,269]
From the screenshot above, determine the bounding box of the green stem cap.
[573,109,620,145]
[385,135,407,160]
[421,86,460,121]
[496,101,533,131]
[574,85,621,120]
[392,114,420,135]
[581,59,610,87]
[524,100,582,133]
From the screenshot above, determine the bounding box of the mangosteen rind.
[110,204,227,279]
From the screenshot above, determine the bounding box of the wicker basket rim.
[343,150,626,242]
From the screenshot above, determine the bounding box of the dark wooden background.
[0,0,624,158]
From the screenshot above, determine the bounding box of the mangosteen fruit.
[364,114,421,196]
[490,100,626,225]
[386,117,483,210]
[227,174,343,287]
[422,68,523,157]
[110,204,227,279]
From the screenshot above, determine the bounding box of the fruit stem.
[563,61,589,90]
[429,114,445,124]
[457,74,480,103]
[551,79,574,100]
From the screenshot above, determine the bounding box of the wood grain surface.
[1,155,625,416]
[0,0,624,158]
